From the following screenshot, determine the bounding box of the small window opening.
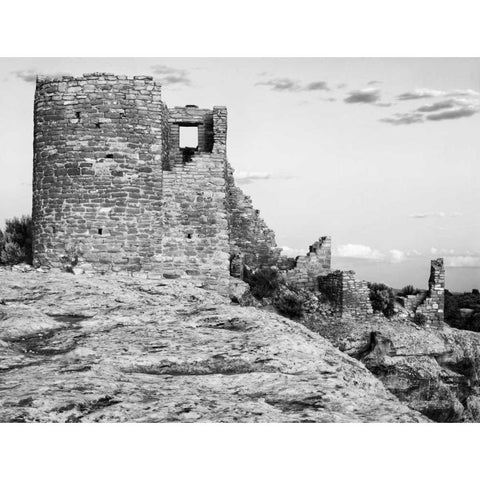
[95,121,101,128]
[187,233,192,239]
[179,126,199,149]
[98,228,103,235]
[75,111,81,119]
[105,153,114,159]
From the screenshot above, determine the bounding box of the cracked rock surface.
[0,271,426,422]
[299,312,480,422]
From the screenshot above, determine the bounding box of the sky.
[0,57,479,291]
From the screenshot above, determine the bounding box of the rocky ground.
[298,309,480,422]
[0,270,425,422]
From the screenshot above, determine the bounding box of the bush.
[243,266,281,299]
[0,215,33,265]
[368,282,395,318]
[275,292,304,318]
[398,285,421,297]
[413,312,427,326]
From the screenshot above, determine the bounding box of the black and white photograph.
[1,1,479,479]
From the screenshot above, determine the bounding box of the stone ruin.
[31,73,290,290]
[398,258,445,325]
[30,73,446,323]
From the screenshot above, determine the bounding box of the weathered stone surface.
[298,309,480,422]
[0,271,426,423]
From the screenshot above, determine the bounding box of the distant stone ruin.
[399,258,445,325]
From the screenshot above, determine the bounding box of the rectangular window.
[179,126,199,148]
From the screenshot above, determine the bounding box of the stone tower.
[32,73,281,287]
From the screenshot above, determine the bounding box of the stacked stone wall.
[33,73,167,273]
[318,270,373,319]
[282,237,332,290]
[415,258,445,324]
[32,74,285,291]
[225,163,281,273]
[159,154,230,289]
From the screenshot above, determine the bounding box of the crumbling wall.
[281,237,332,290]
[33,73,167,273]
[225,163,281,274]
[318,270,373,319]
[414,258,445,324]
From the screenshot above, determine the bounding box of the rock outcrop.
[298,310,480,422]
[0,270,425,423]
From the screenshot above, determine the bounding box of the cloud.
[234,171,293,185]
[304,81,329,91]
[150,65,191,86]
[409,211,445,219]
[367,80,382,86]
[388,249,407,264]
[446,89,480,97]
[256,77,330,93]
[417,99,457,112]
[344,88,381,104]
[336,244,385,261]
[381,112,424,125]
[445,256,480,268]
[397,88,446,101]
[280,246,307,258]
[426,106,478,121]
[336,83,347,89]
[12,69,39,83]
[255,77,300,92]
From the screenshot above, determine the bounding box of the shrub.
[275,292,304,318]
[368,282,395,318]
[243,266,281,299]
[398,285,421,297]
[413,312,427,326]
[0,215,33,265]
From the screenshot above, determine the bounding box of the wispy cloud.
[445,256,480,268]
[367,80,382,86]
[304,81,329,91]
[389,249,407,264]
[397,88,446,101]
[234,171,293,185]
[10,68,70,83]
[381,112,424,125]
[335,244,410,264]
[336,244,384,261]
[255,77,329,93]
[150,65,191,86]
[280,246,307,258]
[256,77,300,92]
[344,88,381,104]
[409,211,446,219]
[416,99,457,112]
[11,69,40,83]
[426,105,478,121]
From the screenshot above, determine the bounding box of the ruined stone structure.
[280,237,331,289]
[32,73,283,288]
[318,270,373,319]
[413,258,445,324]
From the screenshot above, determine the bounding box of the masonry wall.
[318,270,373,319]
[281,237,332,290]
[225,163,281,274]
[415,258,445,324]
[32,74,283,289]
[33,73,167,272]
[159,154,230,289]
